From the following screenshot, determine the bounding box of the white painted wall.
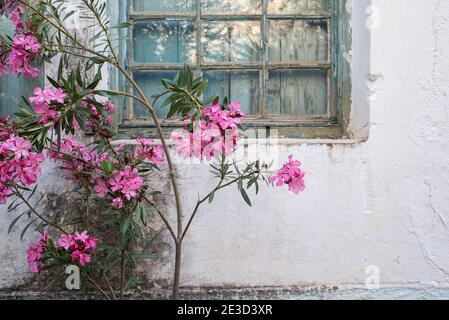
[2,0,449,295]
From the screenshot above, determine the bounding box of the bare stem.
[86,274,111,300]
[143,196,177,242]
[181,171,259,242]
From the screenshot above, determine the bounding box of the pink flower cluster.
[0,116,17,140]
[49,137,161,209]
[0,135,44,203]
[134,138,164,165]
[82,96,116,129]
[48,137,109,183]
[57,231,97,266]
[95,166,144,208]
[171,102,245,160]
[0,1,41,78]
[1,34,41,78]
[29,87,67,124]
[270,155,305,195]
[26,230,98,273]
[0,1,27,33]
[26,230,50,273]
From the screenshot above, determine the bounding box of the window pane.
[268,70,328,115]
[269,20,328,62]
[133,71,178,118]
[202,21,261,63]
[133,21,196,64]
[268,0,329,14]
[201,0,262,14]
[203,71,260,115]
[0,17,41,117]
[133,0,194,12]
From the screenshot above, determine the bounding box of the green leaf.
[124,277,142,291]
[208,192,215,204]
[121,214,133,236]
[111,22,132,29]
[93,90,120,96]
[240,189,252,207]
[76,65,83,87]
[47,76,61,89]
[132,253,155,261]
[20,220,35,241]
[140,205,148,226]
[8,212,26,234]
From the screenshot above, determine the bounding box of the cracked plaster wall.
[1,0,449,297]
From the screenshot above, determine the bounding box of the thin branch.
[80,0,120,64]
[86,274,111,300]
[143,196,177,242]
[14,187,68,234]
[103,272,118,300]
[181,171,260,241]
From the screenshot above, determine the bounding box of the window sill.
[117,119,348,140]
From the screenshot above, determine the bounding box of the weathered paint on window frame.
[112,0,351,139]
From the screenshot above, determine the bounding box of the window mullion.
[127,0,134,120]
[261,0,268,119]
[195,0,202,79]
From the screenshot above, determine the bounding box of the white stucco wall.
[2,0,449,297]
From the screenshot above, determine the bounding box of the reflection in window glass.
[133,71,178,118]
[269,20,328,62]
[267,0,329,14]
[204,71,260,115]
[133,21,196,64]
[202,21,261,63]
[133,0,194,12]
[268,70,328,115]
[201,0,261,14]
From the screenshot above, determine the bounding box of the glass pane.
[133,71,178,118]
[133,0,194,12]
[203,71,260,115]
[0,17,42,118]
[268,0,329,14]
[269,20,328,62]
[202,21,261,63]
[268,70,328,115]
[133,21,196,64]
[201,0,262,14]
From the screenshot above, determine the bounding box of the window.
[119,0,351,138]
[0,17,43,118]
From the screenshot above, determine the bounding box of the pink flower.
[3,35,41,78]
[71,251,91,266]
[56,231,97,267]
[0,183,13,204]
[29,87,67,124]
[112,197,124,208]
[171,101,244,160]
[134,138,165,165]
[26,230,51,273]
[57,234,75,250]
[270,155,305,195]
[0,1,27,33]
[78,97,117,131]
[108,167,143,201]
[0,135,44,204]
[93,178,109,198]
[48,137,109,185]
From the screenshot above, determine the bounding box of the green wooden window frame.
[112,0,351,139]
